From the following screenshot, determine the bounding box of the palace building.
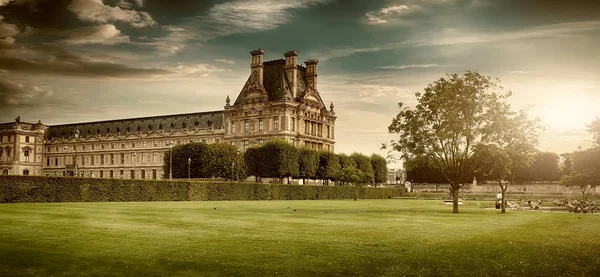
[0,49,337,178]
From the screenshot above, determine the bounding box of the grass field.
[1,200,599,277]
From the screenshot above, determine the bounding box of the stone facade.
[0,49,336,179]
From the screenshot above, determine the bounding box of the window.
[120,153,125,164]
[258,139,264,145]
[109,170,113,178]
[153,152,157,164]
[24,150,29,162]
[46,158,50,167]
[244,120,249,133]
[152,169,157,180]
[273,116,279,130]
[327,126,330,138]
[131,170,135,179]
[110,154,114,164]
[55,158,58,166]
[132,142,136,148]
[120,170,124,178]
[91,155,95,165]
[291,117,295,131]
[100,170,104,178]
[121,143,125,148]
[230,121,236,134]
[259,119,264,131]
[23,169,29,176]
[244,140,249,151]
[100,154,104,165]
[25,136,30,143]
[141,170,146,179]
[81,156,85,166]
[82,145,86,150]
[231,141,236,146]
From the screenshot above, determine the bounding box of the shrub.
[0,176,404,203]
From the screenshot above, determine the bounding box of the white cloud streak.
[60,24,130,45]
[378,64,439,70]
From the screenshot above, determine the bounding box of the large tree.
[560,147,600,200]
[387,71,534,213]
[371,154,388,186]
[297,148,319,184]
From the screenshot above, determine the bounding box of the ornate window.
[259,119,264,131]
[273,116,279,130]
[25,136,30,143]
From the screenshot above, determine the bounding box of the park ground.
[1,200,599,277]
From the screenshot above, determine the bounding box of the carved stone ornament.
[250,108,259,115]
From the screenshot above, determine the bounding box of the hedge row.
[0,176,404,203]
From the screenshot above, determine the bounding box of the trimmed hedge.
[0,176,403,203]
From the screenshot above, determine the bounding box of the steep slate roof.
[46,111,224,140]
[234,59,323,106]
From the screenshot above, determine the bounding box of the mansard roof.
[46,110,224,140]
[234,59,324,107]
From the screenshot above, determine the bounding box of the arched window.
[2,169,8,175]
[22,169,29,176]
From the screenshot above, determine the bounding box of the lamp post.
[166,140,173,180]
[187,157,191,181]
[132,152,138,179]
[63,145,68,176]
[74,129,79,177]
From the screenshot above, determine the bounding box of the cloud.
[215,59,235,64]
[378,64,439,70]
[188,0,329,42]
[147,25,194,55]
[509,71,530,75]
[0,15,19,44]
[60,24,130,45]
[411,20,600,46]
[68,0,155,28]
[365,3,418,24]
[0,79,54,108]
[166,63,225,76]
[116,0,143,9]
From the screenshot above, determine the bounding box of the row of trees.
[163,143,245,181]
[405,150,562,184]
[163,140,389,187]
[244,140,388,187]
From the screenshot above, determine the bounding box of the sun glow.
[533,92,595,132]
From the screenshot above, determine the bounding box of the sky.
[1,0,599,166]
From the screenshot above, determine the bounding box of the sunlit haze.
[1,0,599,167]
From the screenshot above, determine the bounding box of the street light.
[74,129,80,177]
[187,157,191,181]
[132,152,138,179]
[63,145,68,176]
[166,140,173,180]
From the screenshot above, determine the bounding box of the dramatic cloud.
[0,79,53,108]
[60,24,130,45]
[192,0,329,41]
[148,25,194,55]
[68,0,155,28]
[0,15,19,44]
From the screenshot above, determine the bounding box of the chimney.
[250,49,265,84]
[305,59,319,90]
[284,50,299,98]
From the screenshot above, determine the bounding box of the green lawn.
[1,200,599,277]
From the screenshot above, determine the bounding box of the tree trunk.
[500,183,507,214]
[451,184,459,214]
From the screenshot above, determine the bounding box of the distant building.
[387,168,405,185]
[0,49,336,178]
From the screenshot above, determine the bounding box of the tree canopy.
[387,71,539,213]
